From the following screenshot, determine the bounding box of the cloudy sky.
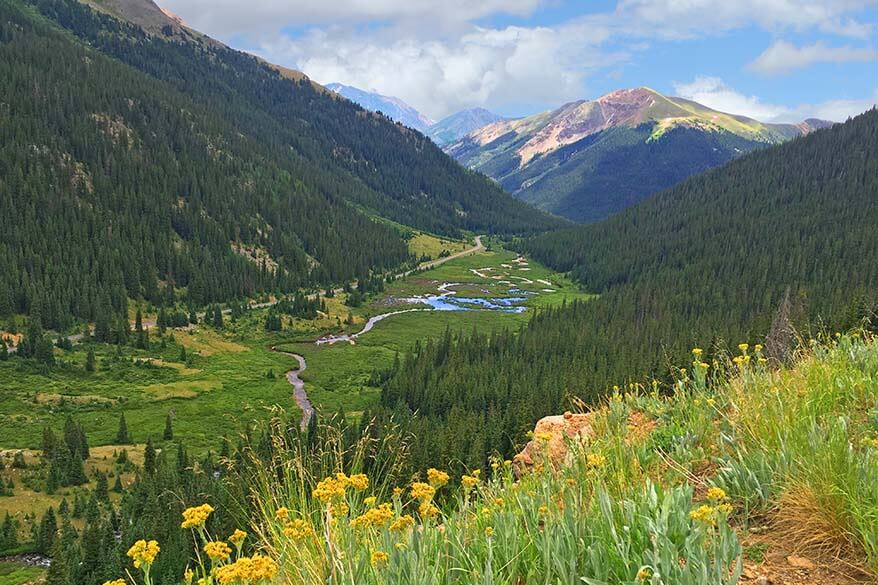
[160,0,878,122]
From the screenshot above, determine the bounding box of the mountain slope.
[0,0,560,329]
[427,108,507,145]
[325,83,435,132]
[447,87,832,222]
[373,108,878,472]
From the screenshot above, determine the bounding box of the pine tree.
[116,414,130,444]
[95,472,109,502]
[157,307,167,335]
[36,507,57,554]
[163,414,174,441]
[144,438,156,475]
[0,512,17,551]
[134,308,147,349]
[85,348,96,372]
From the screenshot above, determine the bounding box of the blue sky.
[161,0,878,122]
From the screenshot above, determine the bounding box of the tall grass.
[120,334,878,584]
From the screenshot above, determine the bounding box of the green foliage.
[0,0,560,329]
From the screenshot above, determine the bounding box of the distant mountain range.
[427,108,507,145]
[446,88,833,222]
[325,84,507,145]
[326,83,436,133]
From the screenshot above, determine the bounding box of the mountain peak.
[326,83,435,131]
[427,108,507,145]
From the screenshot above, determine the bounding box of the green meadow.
[0,247,591,453]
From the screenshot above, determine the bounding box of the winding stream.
[272,349,314,430]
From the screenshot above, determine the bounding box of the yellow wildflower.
[275,507,289,520]
[427,468,450,487]
[228,529,247,547]
[689,505,717,526]
[364,496,377,507]
[586,453,606,469]
[392,487,403,498]
[706,487,727,503]
[127,540,160,569]
[418,501,439,519]
[494,497,505,507]
[350,503,394,529]
[313,476,347,503]
[754,344,763,352]
[103,580,126,585]
[348,473,369,491]
[370,550,389,569]
[181,504,214,529]
[461,474,480,489]
[410,482,435,501]
[738,343,749,353]
[534,432,553,443]
[538,505,549,516]
[691,348,703,356]
[636,567,652,581]
[184,569,194,584]
[717,503,734,515]
[204,541,231,562]
[215,554,278,585]
[484,526,494,538]
[394,542,406,550]
[282,518,315,540]
[389,514,414,532]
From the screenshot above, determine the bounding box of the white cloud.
[749,40,878,75]
[806,93,878,121]
[672,76,790,121]
[674,76,878,122]
[609,0,878,40]
[255,22,617,119]
[161,0,544,37]
[158,0,878,119]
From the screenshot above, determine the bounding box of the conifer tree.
[116,414,130,444]
[85,348,96,372]
[36,507,57,554]
[163,413,174,441]
[144,438,156,475]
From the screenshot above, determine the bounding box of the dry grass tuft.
[773,484,872,578]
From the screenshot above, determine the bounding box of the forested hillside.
[375,108,878,471]
[0,0,558,329]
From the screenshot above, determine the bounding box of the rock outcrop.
[512,411,596,476]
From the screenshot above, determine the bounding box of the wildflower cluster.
[370,550,389,569]
[350,503,394,530]
[204,541,232,562]
[181,503,214,529]
[427,468,450,487]
[586,453,607,469]
[312,475,349,503]
[461,469,481,490]
[689,487,733,526]
[214,554,279,584]
[122,539,160,585]
[127,540,160,569]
